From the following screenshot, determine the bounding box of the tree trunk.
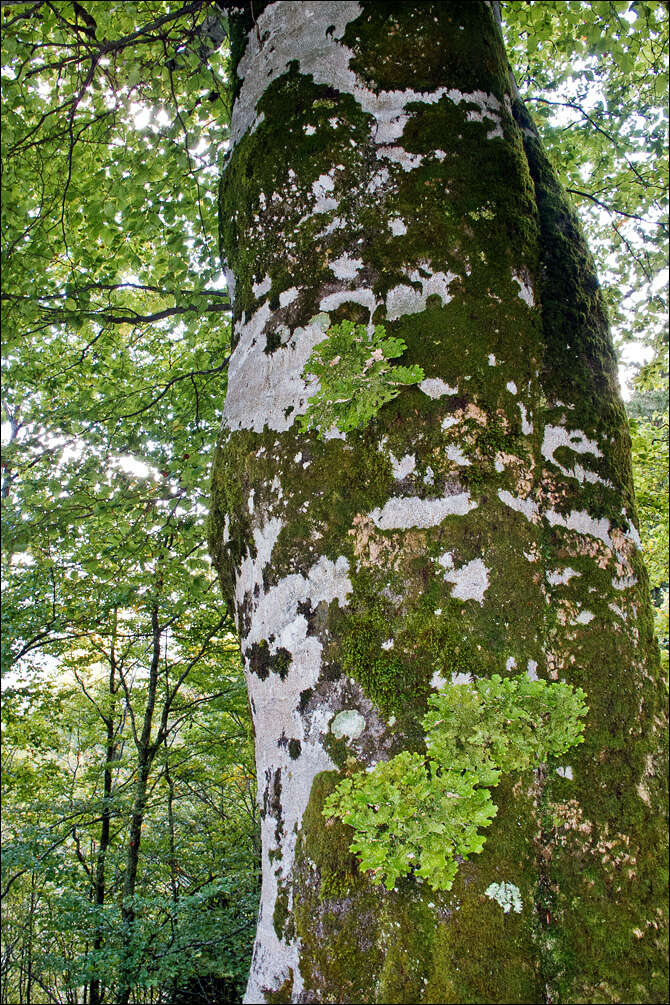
[210,2,668,1002]
[117,605,161,1005]
[90,646,118,1005]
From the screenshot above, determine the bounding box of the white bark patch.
[442,416,460,430]
[485,881,522,914]
[518,402,533,435]
[319,287,378,318]
[329,253,364,280]
[234,519,284,619]
[389,217,408,235]
[252,273,272,298]
[511,271,535,306]
[369,491,477,529]
[542,424,609,486]
[624,521,642,549]
[506,381,517,394]
[497,489,540,523]
[238,535,352,1005]
[323,425,347,440]
[243,557,352,652]
[223,310,330,433]
[431,670,447,690]
[331,709,366,740]
[544,508,614,550]
[279,286,300,308]
[377,144,424,170]
[546,567,580,587]
[438,553,490,604]
[446,444,472,466]
[389,451,416,480]
[386,265,457,321]
[421,377,458,398]
[612,574,637,590]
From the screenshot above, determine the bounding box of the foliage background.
[1,2,667,1002]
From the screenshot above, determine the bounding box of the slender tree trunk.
[90,648,118,1005]
[117,605,161,1005]
[24,872,35,1005]
[210,2,668,1002]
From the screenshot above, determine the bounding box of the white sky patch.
[488,353,497,365]
[431,670,447,690]
[526,660,539,681]
[556,765,573,780]
[450,671,473,685]
[573,610,595,625]
[506,381,517,394]
[312,172,335,198]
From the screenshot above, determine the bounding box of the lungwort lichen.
[324,673,588,891]
[299,321,424,436]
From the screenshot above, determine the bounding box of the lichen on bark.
[210,2,668,1002]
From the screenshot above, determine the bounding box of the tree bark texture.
[210,2,668,1002]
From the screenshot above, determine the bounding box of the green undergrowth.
[324,673,587,892]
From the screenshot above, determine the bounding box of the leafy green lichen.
[299,321,423,436]
[324,673,587,892]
